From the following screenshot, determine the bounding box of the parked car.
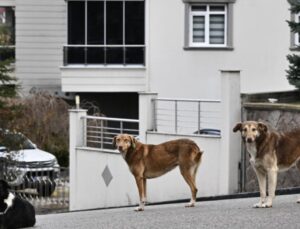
[0,131,60,197]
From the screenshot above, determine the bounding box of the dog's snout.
[246,138,253,143]
[118,146,123,151]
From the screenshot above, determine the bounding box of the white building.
[0,0,297,118]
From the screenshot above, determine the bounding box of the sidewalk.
[36,194,300,229]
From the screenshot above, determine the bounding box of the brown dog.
[233,121,300,208]
[113,134,203,211]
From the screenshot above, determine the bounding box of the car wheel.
[36,180,56,197]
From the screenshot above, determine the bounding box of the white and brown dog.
[113,134,203,211]
[233,121,300,208]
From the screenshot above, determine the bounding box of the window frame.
[183,0,235,50]
[0,6,15,62]
[293,12,300,47]
[189,4,227,47]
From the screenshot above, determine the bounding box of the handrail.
[82,116,139,123]
[152,98,220,103]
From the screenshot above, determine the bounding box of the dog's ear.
[112,136,117,149]
[130,135,137,149]
[233,123,242,132]
[258,122,268,133]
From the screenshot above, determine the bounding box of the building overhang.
[61,65,147,93]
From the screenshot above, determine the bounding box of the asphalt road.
[36,194,300,229]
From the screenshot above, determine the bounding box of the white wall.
[148,0,294,100]
[0,0,15,6]
[71,135,220,211]
[15,0,66,95]
[61,67,147,92]
[146,133,221,198]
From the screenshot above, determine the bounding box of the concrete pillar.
[138,92,158,143]
[219,70,241,195]
[69,109,87,211]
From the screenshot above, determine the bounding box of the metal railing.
[63,45,145,66]
[0,160,69,213]
[81,116,139,151]
[152,98,221,136]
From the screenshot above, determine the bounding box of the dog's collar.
[0,193,14,215]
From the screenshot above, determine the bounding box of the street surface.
[36,194,300,229]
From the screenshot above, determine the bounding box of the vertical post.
[139,92,158,143]
[153,99,157,131]
[63,46,68,66]
[198,101,201,134]
[82,117,87,147]
[100,120,104,149]
[219,70,241,195]
[69,108,87,211]
[175,100,178,134]
[120,121,124,134]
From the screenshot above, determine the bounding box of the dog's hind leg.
[143,178,147,204]
[180,165,198,207]
[265,168,278,208]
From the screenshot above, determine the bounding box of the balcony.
[63,45,145,66]
[61,45,147,93]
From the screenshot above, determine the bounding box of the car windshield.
[0,132,35,151]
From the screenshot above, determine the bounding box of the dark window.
[68,2,85,44]
[125,1,144,44]
[87,47,105,64]
[66,0,145,65]
[125,47,144,64]
[67,47,85,64]
[106,1,123,45]
[106,47,124,64]
[0,7,15,62]
[88,1,104,44]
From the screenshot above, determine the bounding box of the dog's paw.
[264,202,272,208]
[185,203,195,208]
[253,202,272,208]
[134,206,144,212]
[253,202,265,208]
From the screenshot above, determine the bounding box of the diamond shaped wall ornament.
[102,165,113,187]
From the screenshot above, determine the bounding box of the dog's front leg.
[134,176,145,211]
[265,168,278,208]
[253,169,267,208]
[143,178,147,204]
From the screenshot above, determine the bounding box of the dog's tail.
[193,145,203,176]
[195,149,203,165]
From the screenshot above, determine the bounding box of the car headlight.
[53,158,59,167]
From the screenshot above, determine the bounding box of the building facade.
[0,0,297,118]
